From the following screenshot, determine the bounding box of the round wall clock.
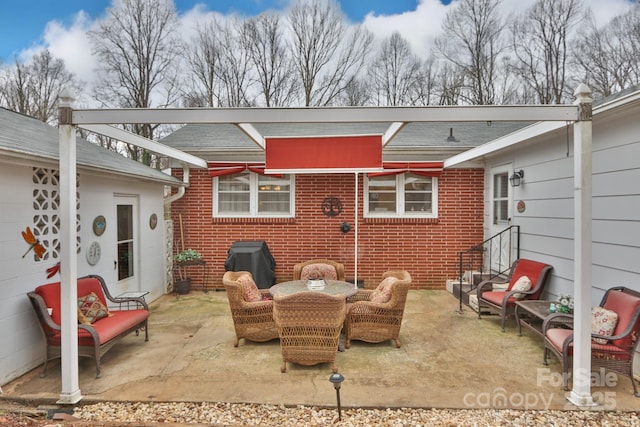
[86,241,101,266]
[93,215,106,236]
[321,197,343,217]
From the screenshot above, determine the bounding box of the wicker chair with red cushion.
[222,270,279,347]
[293,259,345,281]
[476,259,553,331]
[344,270,412,349]
[543,286,640,396]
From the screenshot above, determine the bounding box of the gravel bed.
[70,402,640,426]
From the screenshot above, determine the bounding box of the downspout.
[164,163,190,206]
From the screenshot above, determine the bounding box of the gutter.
[164,163,190,206]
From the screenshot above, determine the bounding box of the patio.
[3,289,639,411]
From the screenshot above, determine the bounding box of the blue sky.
[0,0,442,63]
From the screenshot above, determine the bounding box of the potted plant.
[173,248,202,294]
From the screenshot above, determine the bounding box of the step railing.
[457,225,520,311]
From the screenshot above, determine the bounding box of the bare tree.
[573,5,640,98]
[433,61,465,105]
[288,0,373,106]
[368,32,422,106]
[435,0,505,105]
[337,76,371,106]
[0,50,81,124]
[411,57,438,106]
[216,19,254,107]
[184,19,221,107]
[509,0,587,104]
[88,0,183,163]
[243,12,299,107]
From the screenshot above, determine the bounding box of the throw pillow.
[370,277,397,303]
[77,308,91,325]
[510,275,532,299]
[77,292,111,323]
[236,274,262,302]
[301,264,338,280]
[591,306,618,344]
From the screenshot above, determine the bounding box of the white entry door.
[115,195,139,291]
[489,165,514,273]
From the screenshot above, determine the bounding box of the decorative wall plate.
[149,213,158,230]
[93,215,106,236]
[321,197,343,217]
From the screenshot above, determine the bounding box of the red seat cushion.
[546,328,629,360]
[48,310,149,346]
[603,290,640,350]
[481,291,517,307]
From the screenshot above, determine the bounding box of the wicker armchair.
[222,271,279,347]
[293,259,345,281]
[345,270,412,349]
[273,291,346,373]
[543,286,640,396]
[476,259,553,331]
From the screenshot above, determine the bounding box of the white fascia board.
[236,123,265,149]
[382,122,406,146]
[81,124,208,168]
[72,105,579,125]
[444,121,566,168]
[593,90,640,115]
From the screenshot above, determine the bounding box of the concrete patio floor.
[2,290,639,412]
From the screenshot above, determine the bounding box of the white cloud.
[362,0,452,57]
[41,11,97,85]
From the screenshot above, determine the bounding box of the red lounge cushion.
[507,259,548,294]
[546,328,629,359]
[481,291,517,306]
[49,310,149,346]
[603,290,640,350]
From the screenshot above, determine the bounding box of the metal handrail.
[457,225,520,312]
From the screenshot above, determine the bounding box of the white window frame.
[213,172,295,218]
[364,173,438,218]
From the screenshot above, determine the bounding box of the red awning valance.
[265,134,382,173]
[207,162,271,177]
[368,161,444,177]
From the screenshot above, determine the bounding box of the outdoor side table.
[515,300,572,338]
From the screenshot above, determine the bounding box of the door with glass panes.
[489,165,514,273]
[115,196,139,291]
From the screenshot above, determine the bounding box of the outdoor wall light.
[510,170,524,187]
[340,222,351,233]
[329,373,345,421]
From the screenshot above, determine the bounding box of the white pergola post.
[57,90,82,404]
[568,83,594,406]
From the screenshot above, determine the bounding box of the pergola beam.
[81,124,208,168]
[71,105,579,125]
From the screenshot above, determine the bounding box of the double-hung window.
[214,171,294,217]
[365,172,437,218]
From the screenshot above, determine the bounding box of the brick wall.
[170,168,484,290]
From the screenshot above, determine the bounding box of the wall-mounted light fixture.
[510,170,524,187]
